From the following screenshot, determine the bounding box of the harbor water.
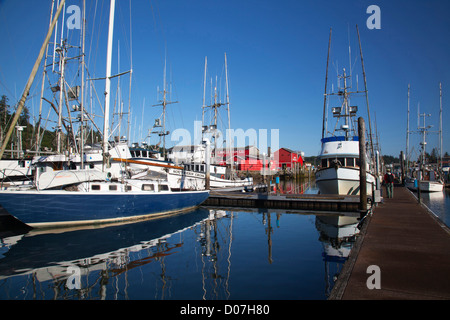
[0,181,448,300]
[0,181,361,300]
[413,187,450,228]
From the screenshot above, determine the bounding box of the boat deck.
[330,185,450,299]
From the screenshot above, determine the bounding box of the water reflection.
[0,209,210,299]
[0,204,361,300]
[315,214,360,297]
[418,188,450,227]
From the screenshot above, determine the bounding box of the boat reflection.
[0,208,210,299]
[0,205,361,300]
[315,214,360,297]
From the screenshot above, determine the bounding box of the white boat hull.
[315,167,375,196]
[406,179,444,192]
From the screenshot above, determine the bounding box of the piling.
[358,117,367,213]
[204,138,210,190]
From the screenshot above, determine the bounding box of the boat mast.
[439,82,443,168]
[225,52,233,174]
[356,25,375,164]
[406,84,410,170]
[152,58,178,159]
[322,28,332,140]
[202,56,207,135]
[342,68,350,140]
[103,0,116,168]
[80,0,86,169]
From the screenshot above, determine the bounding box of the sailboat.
[0,0,209,229]
[315,27,377,196]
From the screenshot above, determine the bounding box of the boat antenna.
[322,28,332,140]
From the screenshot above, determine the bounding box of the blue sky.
[0,0,449,159]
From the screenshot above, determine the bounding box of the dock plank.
[330,186,450,300]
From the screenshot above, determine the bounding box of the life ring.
[221,175,225,179]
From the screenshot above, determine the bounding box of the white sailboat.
[0,0,209,228]
[315,28,377,196]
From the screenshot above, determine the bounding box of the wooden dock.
[203,190,362,213]
[330,185,450,299]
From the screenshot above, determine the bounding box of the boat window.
[355,158,360,167]
[200,165,205,172]
[321,159,328,168]
[142,184,155,191]
[126,185,132,191]
[346,158,355,167]
[92,185,101,191]
[109,185,117,191]
[337,158,345,166]
[195,165,199,172]
[159,184,169,191]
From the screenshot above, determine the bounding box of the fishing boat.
[404,84,444,193]
[0,0,209,228]
[127,54,254,191]
[315,28,377,196]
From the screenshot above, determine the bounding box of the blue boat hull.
[0,190,210,227]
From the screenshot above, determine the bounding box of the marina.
[0,0,450,305]
[0,182,361,300]
[0,181,449,301]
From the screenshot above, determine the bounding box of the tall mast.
[439,82,443,168]
[202,56,207,135]
[225,52,233,173]
[356,25,375,164]
[152,57,178,159]
[56,41,66,153]
[103,0,116,165]
[322,28,332,140]
[406,84,410,169]
[80,0,86,169]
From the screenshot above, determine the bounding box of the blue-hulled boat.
[0,0,210,229]
[0,178,209,228]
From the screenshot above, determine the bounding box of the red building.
[273,148,304,170]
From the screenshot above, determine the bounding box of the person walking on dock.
[384,169,395,198]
